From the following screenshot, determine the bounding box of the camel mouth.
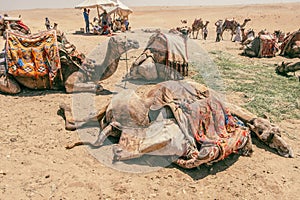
[277,146,294,158]
[112,144,141,161]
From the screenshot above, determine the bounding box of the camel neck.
[93,41,123,81]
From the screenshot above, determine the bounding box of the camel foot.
[58,103,77,131]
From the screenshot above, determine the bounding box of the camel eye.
[258,130,263,135]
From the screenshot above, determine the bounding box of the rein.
[123,36,128,89]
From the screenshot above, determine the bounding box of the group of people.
[82,8,130,36]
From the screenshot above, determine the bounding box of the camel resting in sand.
[60,80,293,169]
[275,61,300,77]
[0,30,139,94]
[126,32,188,81]
[221,18,251,41]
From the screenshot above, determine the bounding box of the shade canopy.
[102,0,133,18]
[75,0,117,20]
[75,0,116,9]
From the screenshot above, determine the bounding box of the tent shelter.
[111,0,133,18]
[75,0,116,20]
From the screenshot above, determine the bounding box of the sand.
[0,3,299,200]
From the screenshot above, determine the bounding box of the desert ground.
[0,3,300,200]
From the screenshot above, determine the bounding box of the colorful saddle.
[5,30,61,84]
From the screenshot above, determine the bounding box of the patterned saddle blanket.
[5,30,61,84]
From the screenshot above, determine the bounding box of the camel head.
[244,18,251,23]
[275,61,292,76]
[247,118,294,158]
[108,36,139,55]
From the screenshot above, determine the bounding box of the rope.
[123,35,128,89]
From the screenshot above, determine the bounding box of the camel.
[275,61,300,77]
[0,30,139,94]
[191,19,209,39]
[59,80,293,169]
[280,30,300,58]
[180,19,188,24]
[273,30,289,43]
[240,28,255,46]
[220,18,251,41]
[126,32,188,81]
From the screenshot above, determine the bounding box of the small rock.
[0,170,6,175]
[45,175,50,178]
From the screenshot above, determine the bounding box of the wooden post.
[97,5,100,20]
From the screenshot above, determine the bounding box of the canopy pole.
[97,5,100,20]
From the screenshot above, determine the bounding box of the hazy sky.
[1,0,299,11]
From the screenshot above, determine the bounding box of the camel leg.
[64,72,103,94]
[66,123,115,149]
[0,75,21,94]
[59,102,108,131]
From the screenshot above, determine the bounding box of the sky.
[0,0,299,11]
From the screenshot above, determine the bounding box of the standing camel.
[220,18,251,41]
[191,19,209,39]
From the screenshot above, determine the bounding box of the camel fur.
[59,80,293,169]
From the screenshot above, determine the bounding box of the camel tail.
[66,141,86,149]
[65,141,104,149]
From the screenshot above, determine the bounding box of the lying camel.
[60,80,293,169]
[241,28,255,45]
[126,32,188,81]
[275,61,300,77]
[221,18,251,41]
[0,30,139,94]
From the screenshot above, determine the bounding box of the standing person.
[45,17,51,30]
[233,23,241,42]
[123,17,129,31]
[107,14,112,30]
[83,8,90,33]
[100,10,108,27]
[203,26,208,40]
[215,20,222,42]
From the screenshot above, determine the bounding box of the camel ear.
[247,123,255,131]
[262,113,270,120]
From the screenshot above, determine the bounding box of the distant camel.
[181,19,187,24]
[221,18,251,40]
[191,19,209,39]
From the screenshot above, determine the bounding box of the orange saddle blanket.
[5,30,61,83]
